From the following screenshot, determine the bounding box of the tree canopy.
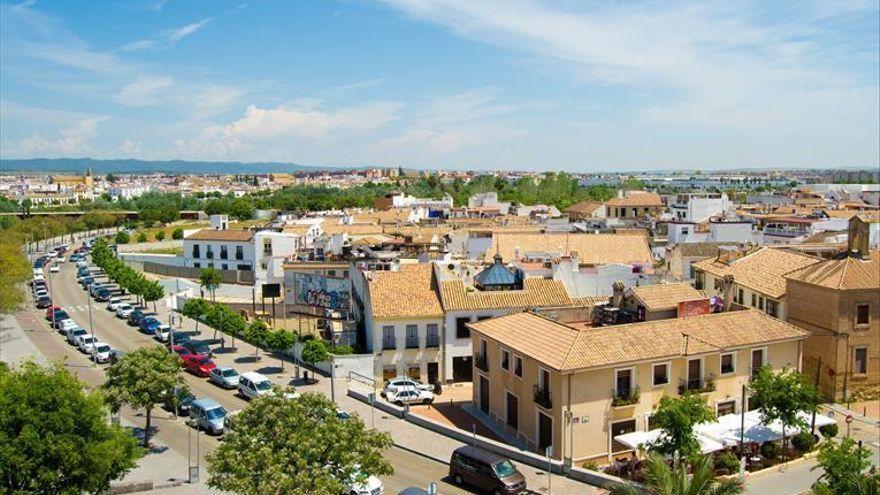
[0,362,142,494]
[749,366,819,460]
[812,438,878,495]
[301,339,329,366]
[648,393,715,461]
[206,392,392,495]
[608,452,743,495]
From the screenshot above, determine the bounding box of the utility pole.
[87,291,96,366]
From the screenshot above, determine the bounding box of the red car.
[45,306,63,320]
[172,345,193,363]
[182,354,217,377]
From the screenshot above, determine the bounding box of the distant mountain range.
[0,158,332,175]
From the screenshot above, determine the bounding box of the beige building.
[693,247,821,320]
[604,191,665,221]
[468,310,808,464]
[622,282,707,321]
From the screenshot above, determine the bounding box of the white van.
[237,372,274,400]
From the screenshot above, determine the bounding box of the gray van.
[186,398,228,435]
[449,446,526,495]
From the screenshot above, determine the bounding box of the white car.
[106,297,122,311]
[55,256,65,264]
[49,264,60,273]
[382,377,433,397]
[34,289,49,299]
[116,304,134,319]
[237,372,274,400]
[33,268,44,276]
[67,328,87,345]
[385,387,434,406]
[46,251,58,258]
[58,319,80,336]
[76,260,88,268]
[77,335,98,354]
[153,324,172,342]
[92,342,112,363]
[347,474,384,495]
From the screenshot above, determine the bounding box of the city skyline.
[1,0,878,171]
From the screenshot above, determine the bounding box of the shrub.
[154,231,166,241]
[715,451,740,473]
[171,227,184,240]
[792,431,817,453]
[761,441,781,459]
[819,423,838,440]
[115,231,130,244]
[330,345,353,355]
[136,232,147,243]
[582,461,599,471]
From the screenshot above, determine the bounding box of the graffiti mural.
[292,273,350,311]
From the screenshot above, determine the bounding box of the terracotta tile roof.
[469,310,809,372]
[605,191,664,207]
[571,296,610,307]
[676,242,736,258]
[628,283,707,312]
[485,233,653,265]
[785,253,880,290]
[368,264,444,319]
[281,224,313,235]
[564,200,604,215]
[439,277,572,312]
[692,247,821,299]
[185,229,254,242]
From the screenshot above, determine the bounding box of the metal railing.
[405,337,420,349]
[425,334,440,348]
[678,377,716,394]
[381,338,396,351]
[533,385,552,409]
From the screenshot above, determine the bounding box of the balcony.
[678,377,716,395]
[405,337,420,349]
[611,387,640,408]
[381,339,396,351]
[475,353,489,372]
[425,334,440,348]
[533,385,552,409]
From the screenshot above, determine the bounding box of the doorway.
[506,392,519,430]
[452,356,473,382]
[537,411,553,453]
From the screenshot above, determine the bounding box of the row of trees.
[91,239,165,310]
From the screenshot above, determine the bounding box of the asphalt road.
[28,259,476,495]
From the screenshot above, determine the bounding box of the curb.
[392,441,451,467]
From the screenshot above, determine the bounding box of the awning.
[613,429,725,454]
[698,411,836,446]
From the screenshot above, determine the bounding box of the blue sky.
[1,0,878,171]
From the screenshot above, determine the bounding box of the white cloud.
[167,17,213,43]
[114,76,174,106]
[3,115,109,157]
[120,139,143,156]
[120,17,213,52]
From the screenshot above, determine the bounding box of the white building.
[183,229,256,272]
[669,193,732,222]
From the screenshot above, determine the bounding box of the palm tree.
[608,453,744,495]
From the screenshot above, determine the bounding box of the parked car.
[80,277,95,289]
[186,398,228,435]
[77,335,98,354]
[92,342,112,363]
[48,309,70,327]
[167,331,191,345]
[208,366,240,389]
[238,372,274,400]
[385,387,434,406]
[181,340,213,357]
[342,470,384,495]
[172,345,193,361]
[153,324,172,342]
[109,349,125,364]
[116,303,134,319]
[106,297,122,311]
[67,327,88,345]
[382,377,433,397]
[88,283,104,297]
[49,264,60,273]
[182,354,217,377]
[94,288,111,302]
[139,316,161,334]
[449,446,526,495]
[163,386,195,416]
[45,306,63,320]
[127,308,147,326]
[35,296,53,309]
[33,289,49,299]
[58,319,80,336]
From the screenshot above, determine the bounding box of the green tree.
[182,297,211,333]
[21,198,32,216]
[199,267,222,302]
[749,366,819,461]
[301,339,329,370]
[171,227,184,240]
[811,438,878,495]
[142,280,165,313]
[105,172,118,183]
[0,238,31,313]
[266,329,297,370]
[206,392,392,495]
[648,393,715,462]
[103,346,183,447]
[154,230,166,241]
[115,231,130,244]
[136,232,148,243]
[245,320,270,357]
[608,452,743,495]
[0,362,142,494]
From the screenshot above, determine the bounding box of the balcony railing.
[381,338,396,351]
[405,337,420,349]
[475,353,489,372]
[534,385,552,409]
[611,387,640,407]
[425,334,440,348]
[678,377,716,395]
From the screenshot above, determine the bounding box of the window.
[717,400,736,416]
[263,240,272,255]
[235,245,243,260]
[193,262,201,269]
[237,263,252,271]
[192,244,200,258]
[720,353,735,374]
[714,278,723,291]
[382,365,397,381]
[501,349,510,371]
[854,348,868,375]
[425,324,439,347]
[652,363,669,386]
[758,297,765,311]
[513,356,523,378]
[206,246,214,259]
[405,324,419,349]
[611,419,637,453]
[686,359,702,391]
[751,348,765,377]
[737,288,744,304]
[681,227,689,235]
[407,365,421,380]
[856,304,870,326]
[615,369,633,397]
[343,270,349,278]
[221,264,228,271]
[751,294,757,307]
[381,326,396,350]
[765,299,779,318]
[220,245,228,260]
[328,270,336,277]
[455,317,471,339]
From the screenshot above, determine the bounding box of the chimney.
[848,216,869,259]
[721,274,735,312]
[612,280,625,308]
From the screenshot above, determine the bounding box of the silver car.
[208,366,240,389]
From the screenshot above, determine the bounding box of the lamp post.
[87,289,96,366]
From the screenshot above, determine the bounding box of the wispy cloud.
[3,115,109,157]
[121,17,213,52]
